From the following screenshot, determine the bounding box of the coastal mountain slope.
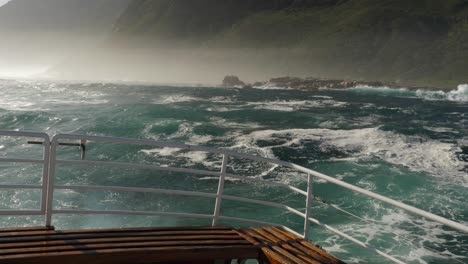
[113,0,341,44]
[105,0,468,88]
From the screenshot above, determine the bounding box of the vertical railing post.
[303,173,313,240]
[44,137,58,227]
[212,154,228,226]
[40,135,51,218]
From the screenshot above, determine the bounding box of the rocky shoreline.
[222,75,434,91]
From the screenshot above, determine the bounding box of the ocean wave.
[0,81,110,111]
[235,127,467,186]
[157,95,202,104]
[333,85,415,96]
[327,84,468,102]
[253,84,291,90]
[247,99,348,112]
[415,84,468,102]
[156,95,234,105]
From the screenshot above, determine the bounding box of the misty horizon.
[0,0,467,90]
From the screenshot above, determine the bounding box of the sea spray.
[416,84,468,102]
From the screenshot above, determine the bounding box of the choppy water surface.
[0,79,467,263]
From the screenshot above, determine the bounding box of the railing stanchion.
[212,154,228,226]
[45,137,58,227]
[303,174,313,240]
[40,135,51,217]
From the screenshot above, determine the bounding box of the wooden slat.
[269,227,345,264]
[0,234,243,250]
[0,226,54,233]
[269,227,346,264]
[264,227,341,264]
[0,230,238,243]
[0,226,233,238]
[248,228,310,264]
[0,239,252,255]
[254,228,321,264]
[0,245,260,264]
[0,225,345,264]
[235,227,292,264]
[237,228,296,264]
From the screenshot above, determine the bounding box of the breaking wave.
[416,84,468,102]
[328,84,468,102]
[235,127,467,186]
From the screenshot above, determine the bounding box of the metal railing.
[0,131,50,217]
[0,131,467,264]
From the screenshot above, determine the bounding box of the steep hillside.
[113,0,341,44]
[108,0,468,88]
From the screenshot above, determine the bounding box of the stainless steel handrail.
[0,131,50,216]
[0,131,467,264]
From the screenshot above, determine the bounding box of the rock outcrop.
[222,75,246,87]
[255,77,400,90]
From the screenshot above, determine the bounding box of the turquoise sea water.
[0,79,467,263]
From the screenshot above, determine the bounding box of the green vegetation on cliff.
[111,0,468,88]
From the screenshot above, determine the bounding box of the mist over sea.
[0,79,467,263]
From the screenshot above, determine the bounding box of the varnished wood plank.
[269,227,345,264]
[0,226,54,233]
[257,228,321,264]
[237,228,296,264]
[0,225,345,264]
[0,245,259,264]
[263,227,333,263]
[0,239,252,255]
[0,234,243,250]
[0,230,238,243]
[0,226,234,238]
[248,228,310,264]
[261,227,327,264]
[235,228,292,264]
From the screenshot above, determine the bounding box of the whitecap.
[157,95,201,104]
[253,84,290,90]
[423,126,459,134]
[416,84,468,102]
[235,127,467,186]
[247,99,348,112]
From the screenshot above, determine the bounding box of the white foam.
[141,147,210,167]
[253,83,290,90]
[0,81,109,111]
[338,206,468,263]
[208,117,263,129]
[247,99,348,112]
[206,106,242,112]
[423,126,459,134]
[416,84,468,102]
[157,95,233,105]
[158,95,201,104]
[235,127,467,186]
[325,85,413,96]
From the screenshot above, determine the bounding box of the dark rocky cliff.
[108,0,468,88]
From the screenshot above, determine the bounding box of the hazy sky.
[0,0,10,7]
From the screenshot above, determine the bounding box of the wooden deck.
[0,226,345,264]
